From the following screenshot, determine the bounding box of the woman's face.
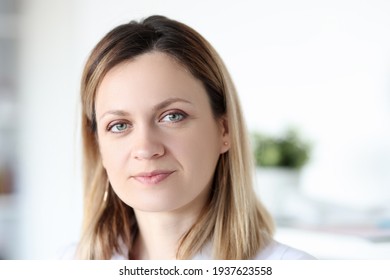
[95,52,229,213]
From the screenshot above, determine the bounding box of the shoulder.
[59,242,129,260]
[192,240,315,260]
[254,240,316,260]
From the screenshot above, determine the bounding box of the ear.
[219,116,230,154]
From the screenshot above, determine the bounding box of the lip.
[132,170,175,185]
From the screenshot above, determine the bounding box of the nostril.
[132,142,165,160]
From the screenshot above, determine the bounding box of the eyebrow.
[152,97,193,111]
[98,97,193,121]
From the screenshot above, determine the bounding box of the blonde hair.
[77,15,274,259]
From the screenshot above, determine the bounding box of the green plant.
[252,128,311,169]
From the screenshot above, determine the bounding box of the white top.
[63,240,315,260]
[250,240,316,260]
[108,241,315,260]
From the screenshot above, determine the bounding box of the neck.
[132,209,200,260]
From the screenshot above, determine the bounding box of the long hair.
[77,15,274,259]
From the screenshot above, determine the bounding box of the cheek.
[169,123,222,174]
[99,139,129,181]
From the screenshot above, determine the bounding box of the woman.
[76,15,314,260]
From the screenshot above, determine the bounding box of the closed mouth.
[132,170,175,185]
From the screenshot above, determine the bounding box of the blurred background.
[0,0,389,259]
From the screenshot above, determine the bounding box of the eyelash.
[160,110,188,123]
[106,111,188,134]
[107,121,131,133]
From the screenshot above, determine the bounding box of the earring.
[224,142,228,146]
[103,180,109,202]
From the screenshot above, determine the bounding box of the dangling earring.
[103,179,109,202]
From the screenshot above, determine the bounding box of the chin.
[129,202,185,213]
[120,194,186,213]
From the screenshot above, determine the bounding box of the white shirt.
[192,240,315,260]
[62,240,315,260]
[111,240,315,260]
[251,240,316,260]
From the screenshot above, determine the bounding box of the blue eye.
[108,123,129,133]
[161,112,186,123]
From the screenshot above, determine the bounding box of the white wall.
[17,0,82,258]
[16,0,390,258]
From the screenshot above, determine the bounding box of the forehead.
[95,52,209,114]
[101,51,189,85]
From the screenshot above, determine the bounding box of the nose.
[131,124,165,160]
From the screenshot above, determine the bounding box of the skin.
[95,51,229,259]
